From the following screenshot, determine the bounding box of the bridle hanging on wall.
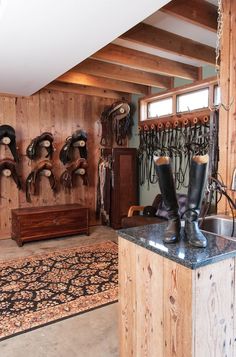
[138,112,218,190]
[100,101,133,147]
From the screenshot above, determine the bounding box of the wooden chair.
[121,194,167,228]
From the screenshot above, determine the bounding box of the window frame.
[139,77,217,124]
[147,96,173,118]
[176,87,209,113]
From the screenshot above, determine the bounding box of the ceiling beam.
[161,0,217,32]
[75,58,172,89]
[92,44,199,80]
[46,81,130,100]
[120,23,216,64]
[57,72,150,95]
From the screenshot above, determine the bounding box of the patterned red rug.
[0,241,118,340]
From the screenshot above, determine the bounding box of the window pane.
[148,97,173,118]
[214,85,221,105]
[177,88,209,113]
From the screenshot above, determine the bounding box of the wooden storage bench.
[11,204,89,247]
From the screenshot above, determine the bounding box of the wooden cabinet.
[111,148,138,229]
[11,204,89,246]
[119,237,236,357]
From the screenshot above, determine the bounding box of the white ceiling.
[0,0,170,96]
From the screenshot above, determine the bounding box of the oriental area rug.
[0,241,118,340]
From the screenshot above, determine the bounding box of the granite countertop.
[118,223,236,269]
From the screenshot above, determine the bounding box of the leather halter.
[25,160,56,202]
[60,158,88,191]
[59,130,88,165]
[26,132,54,160]
[100,101,131,146]
[0,125,19,162]
[0,158,22,189]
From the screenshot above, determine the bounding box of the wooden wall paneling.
[119,237,137,357]
[30,91,53,207]
[0,96,18,238]
[234,257,236,356]
[19,95,41,207]
[163,259,193,357]
[135,244,164,357]
[218,0,236,213]
[0,89,120,239]
[228,0,236,211]
[193,258,235,357]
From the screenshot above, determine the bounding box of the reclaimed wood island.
[118,223,236,357]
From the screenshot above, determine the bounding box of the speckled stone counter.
[118,222,236,357]
[118,222,236,269]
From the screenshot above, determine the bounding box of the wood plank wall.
[218,0,236,213]
[0,89,120,239]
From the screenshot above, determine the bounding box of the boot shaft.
[184,155,209,248]
[154,157,179,218]
[186,155,209,215]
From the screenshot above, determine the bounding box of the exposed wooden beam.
[162,0,217,32]
[46,81,130,100]
[75,58,172,89]
[120,23,216,65]
[57,72,149,95]
[92,44,199,80]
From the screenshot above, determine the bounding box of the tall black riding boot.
[154,157,181,244]
[184,155,209,248]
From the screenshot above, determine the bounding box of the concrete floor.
[0,226,119,357]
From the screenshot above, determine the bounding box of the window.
[177,88,209,113]
[214,85,221,106]
[147,97,173,118]
[140,78,217,122]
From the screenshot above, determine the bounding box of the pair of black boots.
[154,155,209,248]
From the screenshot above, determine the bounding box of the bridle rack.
[138,110,219,191]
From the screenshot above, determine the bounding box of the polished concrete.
[0,226,119,357]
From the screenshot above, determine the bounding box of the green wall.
[129,65,215,206]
